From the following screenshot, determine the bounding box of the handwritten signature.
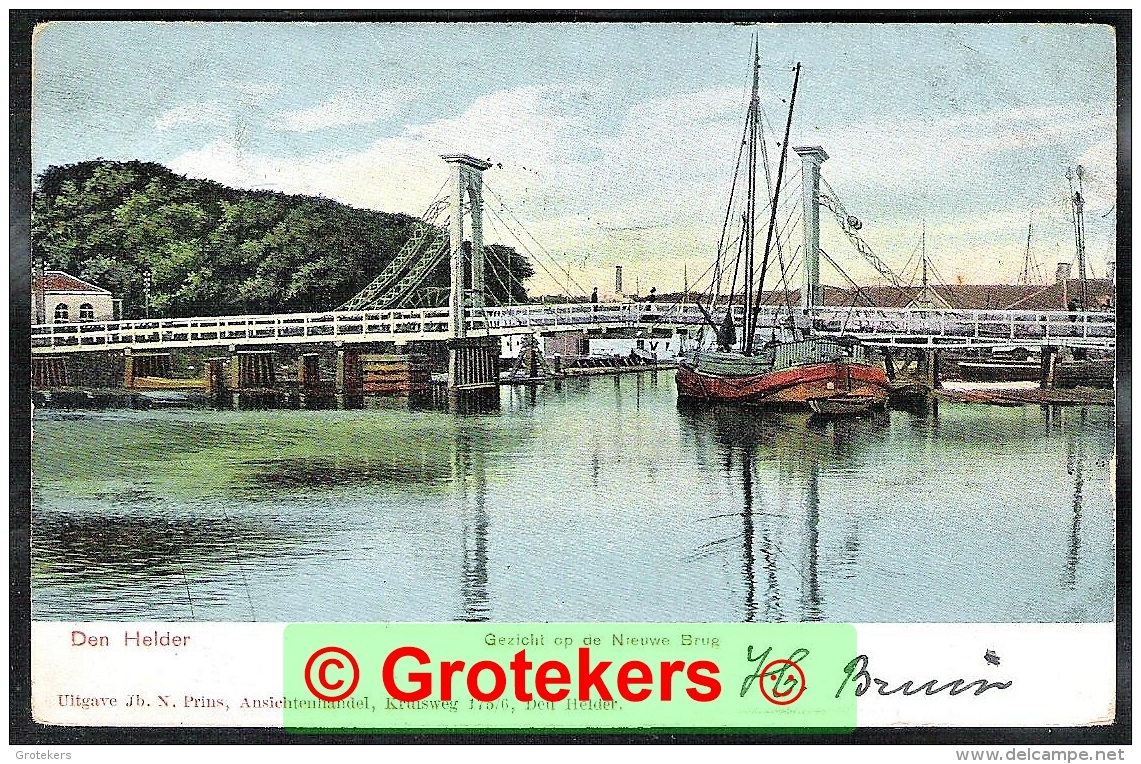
[740,646,1013,699]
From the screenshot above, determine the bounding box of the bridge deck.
[31,303,1116,354]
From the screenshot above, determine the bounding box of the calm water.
[31,371,1116,623]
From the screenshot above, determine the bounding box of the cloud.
[271,87,415,133]
[165,82,1117,296]
[155,102,231,132]
[218,80,283,99]
[814,102,1115,195]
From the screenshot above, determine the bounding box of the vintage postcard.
[17,15,1125,744]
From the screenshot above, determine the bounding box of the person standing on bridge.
[591,287,599,306]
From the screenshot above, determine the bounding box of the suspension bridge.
[31,152,1116,397]
[30,301,1116,354]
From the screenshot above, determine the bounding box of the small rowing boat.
[807,394,878,415]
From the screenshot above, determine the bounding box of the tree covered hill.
[32,160,534,318]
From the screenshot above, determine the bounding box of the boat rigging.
[675,45,891,409]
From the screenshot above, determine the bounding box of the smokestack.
[1055,262,1072,285]
[615,265,623,295]
[1107,260,1115,281]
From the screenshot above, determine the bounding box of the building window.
[79,303,95,321]
[53,303,69,323]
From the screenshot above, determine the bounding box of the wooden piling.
[226,355,240,393]
[447,336,500,390]
[237,351,276,388]
[1040,346,1058,389]
[925,349,942,390]
[32,356,69,388]
[123,351,135,389]
[299,353,320,408]
[336,349,363,409]
[883,349,897,381]
[204,358,227,407]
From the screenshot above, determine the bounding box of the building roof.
[34,270,111,295]
[672,278,1115,312]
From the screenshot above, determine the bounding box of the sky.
[30,20,1119,298]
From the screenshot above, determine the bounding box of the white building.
[33,270,114,324]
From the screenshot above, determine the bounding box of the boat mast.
[918,221,931,308]
[746,61,801,354]
[1019,215,1033,285]
[1067,165,1089,310]
[741,41,761,353]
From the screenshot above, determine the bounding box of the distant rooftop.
[34,270,111,294]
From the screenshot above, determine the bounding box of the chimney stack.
[1107,260,1115,281]
[615,265,623,296]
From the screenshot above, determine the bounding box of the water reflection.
[802,451,822,622]
[31,372,1115,623]
[740,437,757,622]
[31,512,304,620]
[1064,408,1087,590]
[679,405,850,622]
[455,430,490,621]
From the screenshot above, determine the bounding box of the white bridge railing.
[31,302,1116,353]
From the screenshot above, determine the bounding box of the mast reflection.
[1063,408,1087,590]
[741,438,757,622]
[679,402,884,623]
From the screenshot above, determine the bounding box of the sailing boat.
[675,48,890,408]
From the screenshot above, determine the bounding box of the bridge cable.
[481,199,581,299]
[481,180,589,298]
[481,211,529,305]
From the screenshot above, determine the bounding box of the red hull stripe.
[676,361,890,403]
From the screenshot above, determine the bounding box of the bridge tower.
[442,154,498,393]
[442,154,492,337]
[794,146,828,310]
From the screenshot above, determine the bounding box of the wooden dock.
[935,385,1113,407]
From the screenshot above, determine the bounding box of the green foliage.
[32,160,534,318]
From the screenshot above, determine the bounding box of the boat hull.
[676,359,890,406]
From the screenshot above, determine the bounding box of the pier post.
[226,355,240,392]
[299,353,320,409]
[447,336,500,391]
[924,349,942,390]
[205,358,227,408]
[225,355,241,408]
[1040,346,1058,390]
[32,356,68,388]
[123,349,135,389]
[335,349,362,409]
